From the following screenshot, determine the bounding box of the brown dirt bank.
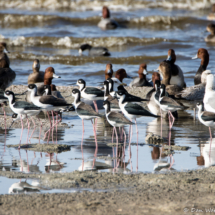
[1,167,215,214]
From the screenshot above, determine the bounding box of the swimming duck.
[158,49,186,90]
[98,6,119,30]
[192,48,209,85]
[176,70,211,101]
[0,42,16,90]
[205,23,215,43]
[105,63,113,80]
[129,64,152,87]
[79,44,110,56]
[26,67,61,103]
[207,4,215,20]
[28,59,44,84]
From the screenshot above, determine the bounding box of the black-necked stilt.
[117,85,148,103]
[0,91,8,133]
[197,102,215,140]
[76,79,103,112]
[103,80,120,111]
[26,67,61,103]
[116,90,157,138]
[72,88,102,157]
[4,90,41,148]
[203,74,215,113]
[159,84,184,128]
[103,100,133,142]
[28,84,71,141]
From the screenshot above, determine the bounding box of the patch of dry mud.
[1,167,215,214]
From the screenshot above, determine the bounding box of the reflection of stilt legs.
[18,115,24,150]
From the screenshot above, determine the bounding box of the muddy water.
[1,0,215,194]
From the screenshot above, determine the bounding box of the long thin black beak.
[19,90,28,95]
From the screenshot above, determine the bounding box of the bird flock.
[0,11,215,162]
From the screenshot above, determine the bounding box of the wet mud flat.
[1,167,215,214]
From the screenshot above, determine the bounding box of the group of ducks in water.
[0,39,215,149]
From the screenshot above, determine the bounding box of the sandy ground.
[1,167,215,214]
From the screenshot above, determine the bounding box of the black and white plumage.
[4,90,41,116]
[28,84,71,111]
[159,84,185,113]
[72,89,102,120]
[203,74,215,113]
[116,90,156,120]
[76,79,104,100]
[103,80,120,111]
[197,102,215,139]
[103,100,133,127]
[79,44,110,56]
[76,79,104,112]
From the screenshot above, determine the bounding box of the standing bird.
[197,102,215,140]
[4,90,41,148]
[28,59,44,84]
[129,64,152,87]
[192,48,209,85]
[26,67,61,103]
[116,90,156,137]
[103,100,133,143]
[0,42,16,90]
[203,74,215,113]
[72,89,102,156]
[104,63,113,80]
[76,79,104,112]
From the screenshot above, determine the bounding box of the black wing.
[85,87,104,97]
[125,103,157,117]
[14,101,41,110]
[39,95,70,106]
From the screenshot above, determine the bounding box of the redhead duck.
[28,59,44,84]
[207,4,215,20]
[111,68,132,94]
[192,48,209,85]
[176,70,211,101]
[159,49,186,88]
[129,63,152,87]
[0,42,16,90]
[98,6,119,30]
[79,44,110,56]
[0,42,10,68]
[205,23,215,42]
[105,63,113,80]
[26,67,60,103]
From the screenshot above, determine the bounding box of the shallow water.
[1,0,215,194]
